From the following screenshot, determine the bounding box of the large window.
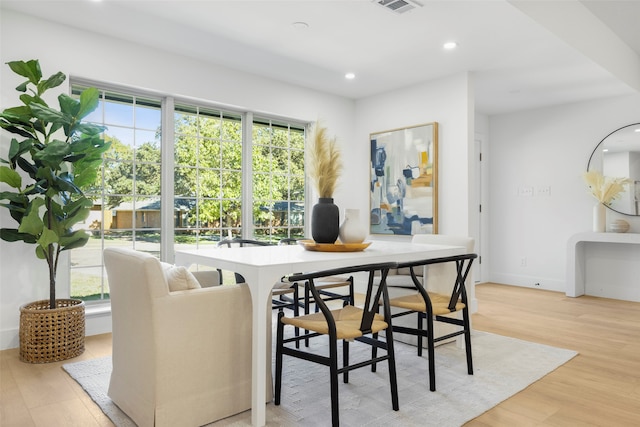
[70,87,162,301]
[173,105,243,245]
[69,83,307,302]
[252,118,305,241]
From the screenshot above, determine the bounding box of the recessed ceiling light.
[345,73,356,80]
[443,41,457,50]
[635,128,640,133]
[292,22,309,30]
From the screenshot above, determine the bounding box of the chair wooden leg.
[274,311,285,405]
[463,308,473,375]
[343,340,349,383]
[293,287,300,349]
[304,284,311,347]
[426,314,436,392]
[329,338,340,426]
[417,312,424,357]
[385,327,400,411]
[348,276,355,305]
[371,332,378,372]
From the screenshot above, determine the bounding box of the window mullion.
[161,96,175,262]
[304,123,312,238]
[242,112,254,239]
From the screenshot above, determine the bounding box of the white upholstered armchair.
[104,247,272,427]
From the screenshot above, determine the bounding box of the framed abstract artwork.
[369,122,438,235]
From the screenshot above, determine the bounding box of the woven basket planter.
[19,299,85,364]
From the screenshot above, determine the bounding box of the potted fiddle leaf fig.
[0,59,110,363]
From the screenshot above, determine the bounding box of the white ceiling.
[2,0,640,115]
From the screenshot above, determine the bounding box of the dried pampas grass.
[308,124,343,198]
[583,170,631,205]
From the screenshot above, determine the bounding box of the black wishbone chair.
[275,261,400,427]
[387,253,477,392]
[278,238,355,346]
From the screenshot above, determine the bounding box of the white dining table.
[175,239,465,426]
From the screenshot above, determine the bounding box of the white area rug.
[63,331,577,426]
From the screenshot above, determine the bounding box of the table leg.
[246,274,270,427]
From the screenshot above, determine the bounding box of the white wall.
[354,73,475,238]
[489,94,640,293]
[352,74,478,309]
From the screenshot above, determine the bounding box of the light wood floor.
[2,283,640,426]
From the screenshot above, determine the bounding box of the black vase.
[311,197,339,243]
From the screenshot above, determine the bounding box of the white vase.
[339,209,367,244]
[593,202,606,232]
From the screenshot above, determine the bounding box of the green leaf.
[17,198,45,236]
[0,109,36,139]
[77,87,100,119]
[0,167,21,188]
[63,154,85,163]
[0,122,34,139]
[73,167,98,189]
[69,137,92,153]
[1,106,33,122]
[8,203,25,223]
[0,200,28,219]
[78,87,100,119]
[74,122,106,136]
[9,138,23,160]
[30,103,66,124]
[38,72,66,95]
[61,203,90,229]
[35,244,47,260]
[49,121,63,135]
[58,93,80,117]
[17,157,38,180]
[0,228,37,244]
[33,140,71,168]
[15,81,28,93]
[7,60,41,85]
[8,138,34,162]
[52,172,81,194]
[37,226,59,250]
[0,199,27,211]
[19,93,48,110]
[59,229,90,250]
[63,196,92,216]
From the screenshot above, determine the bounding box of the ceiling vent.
[373,0,423,14]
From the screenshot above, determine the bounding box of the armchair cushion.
[161,263,201,291]
[190,270,221,288]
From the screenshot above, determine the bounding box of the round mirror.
[587,123,640,216]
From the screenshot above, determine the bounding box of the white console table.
[566,232,640,297]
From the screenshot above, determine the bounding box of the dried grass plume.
[308,124,343,198]
[583,170,631,205]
